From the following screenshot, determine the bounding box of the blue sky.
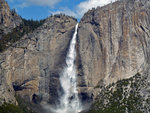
[6,0,116,20]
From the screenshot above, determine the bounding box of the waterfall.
[55,23,82,113]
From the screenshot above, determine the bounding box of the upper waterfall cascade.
[55,23,82,113]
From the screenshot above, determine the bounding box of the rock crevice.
[77,0,150,99]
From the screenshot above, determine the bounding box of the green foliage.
[0,18,45,52]
[0,103,24,113]
[15,95,37,113]
[0,96,38,113]
[87,73,145,113]
[50,13,77,21]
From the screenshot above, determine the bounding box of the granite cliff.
[0,0,22,38]
[0,0,150,112]
[77,0,150,112]
[77,0,150,99]
[0,14,77,106]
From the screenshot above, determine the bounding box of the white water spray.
[55,23,82,113]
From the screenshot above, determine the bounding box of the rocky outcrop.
[0,15,77,105]
[87,72,150,113]
[77,0,150,99]
[0,0,150,112]
[0,0,22,38]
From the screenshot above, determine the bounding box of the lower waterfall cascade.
[55,23,82,113]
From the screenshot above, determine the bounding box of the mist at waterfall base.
[41,24,85,113]
[55,23,82,113]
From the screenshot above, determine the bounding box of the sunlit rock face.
[0,0,150,112]
[0,0,22,37]
[77,0,150,99]
[0,15,77,105]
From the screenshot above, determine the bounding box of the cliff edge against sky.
[0,0,150,113]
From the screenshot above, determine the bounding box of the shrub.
[0,18,45,52]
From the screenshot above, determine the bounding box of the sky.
[6,0,117,21]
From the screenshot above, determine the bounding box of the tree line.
[0,18,45,52]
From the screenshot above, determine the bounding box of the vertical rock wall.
[0,0,22,36]
[77,0,150,98]
[0,15,77,105]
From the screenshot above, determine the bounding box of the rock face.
[87,72,150,113]
[0,0,150,112]
[0,15,77,105]
[0,0,22,37]
[77,0,150,99]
